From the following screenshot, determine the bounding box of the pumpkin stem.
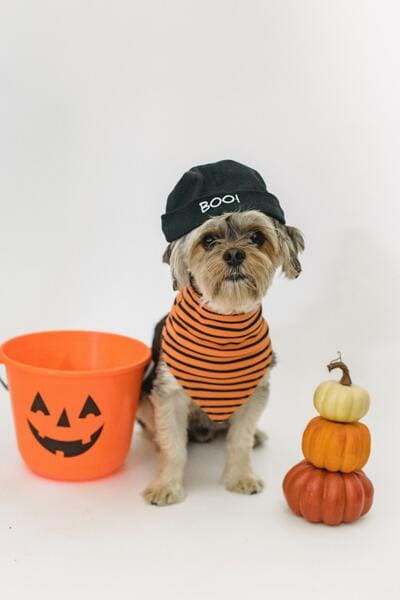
[327,360,352,386]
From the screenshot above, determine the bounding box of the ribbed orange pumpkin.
[302,416,371,472]
[283,460,374,525]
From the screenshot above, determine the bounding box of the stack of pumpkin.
[283,357,374,526]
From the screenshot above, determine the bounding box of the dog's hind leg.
[187,403,227,443]
[253,429,268,447]
[136,394,157,444]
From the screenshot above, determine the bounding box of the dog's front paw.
[143,481,185,506]
[224,476,264,495]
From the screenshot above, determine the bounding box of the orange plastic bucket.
[0,331,151,481]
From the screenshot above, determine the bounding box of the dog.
[137,160,304,505]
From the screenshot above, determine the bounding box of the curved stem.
[327,360,352,386]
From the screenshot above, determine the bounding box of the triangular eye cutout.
[79,396,101,418]
[31,392,50,415]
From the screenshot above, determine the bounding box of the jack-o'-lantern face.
[27,392,104,457]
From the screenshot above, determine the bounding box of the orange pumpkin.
[283,460,374,525]
[302,416,371,472]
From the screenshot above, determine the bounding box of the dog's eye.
[202,235,217,250]
[249,231,265,246]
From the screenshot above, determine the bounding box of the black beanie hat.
[161,159,285,242]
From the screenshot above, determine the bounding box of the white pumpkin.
[313,360,370,423]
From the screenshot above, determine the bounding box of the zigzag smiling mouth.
[27,420,104,457]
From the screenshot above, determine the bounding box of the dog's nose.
[223,248,246,266]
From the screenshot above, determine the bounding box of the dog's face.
[164,210,304,313]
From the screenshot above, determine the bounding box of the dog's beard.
[187,213,278,314]
[192,252,274,313]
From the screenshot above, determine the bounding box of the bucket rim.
[0,329,152,378]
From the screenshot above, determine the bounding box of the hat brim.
[161,190,285,242]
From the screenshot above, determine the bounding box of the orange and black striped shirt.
[161,286,272,422]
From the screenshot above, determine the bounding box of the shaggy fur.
[138,210,304,505]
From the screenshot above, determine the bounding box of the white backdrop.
[0,1,399,599]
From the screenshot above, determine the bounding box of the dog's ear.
[163,244,173,265]
[163,239,190,290]
[279,225,305,279]
[162,243,178,290]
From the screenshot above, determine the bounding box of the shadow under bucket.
[0,331,151,481]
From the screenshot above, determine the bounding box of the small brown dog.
[138,160,304,505]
